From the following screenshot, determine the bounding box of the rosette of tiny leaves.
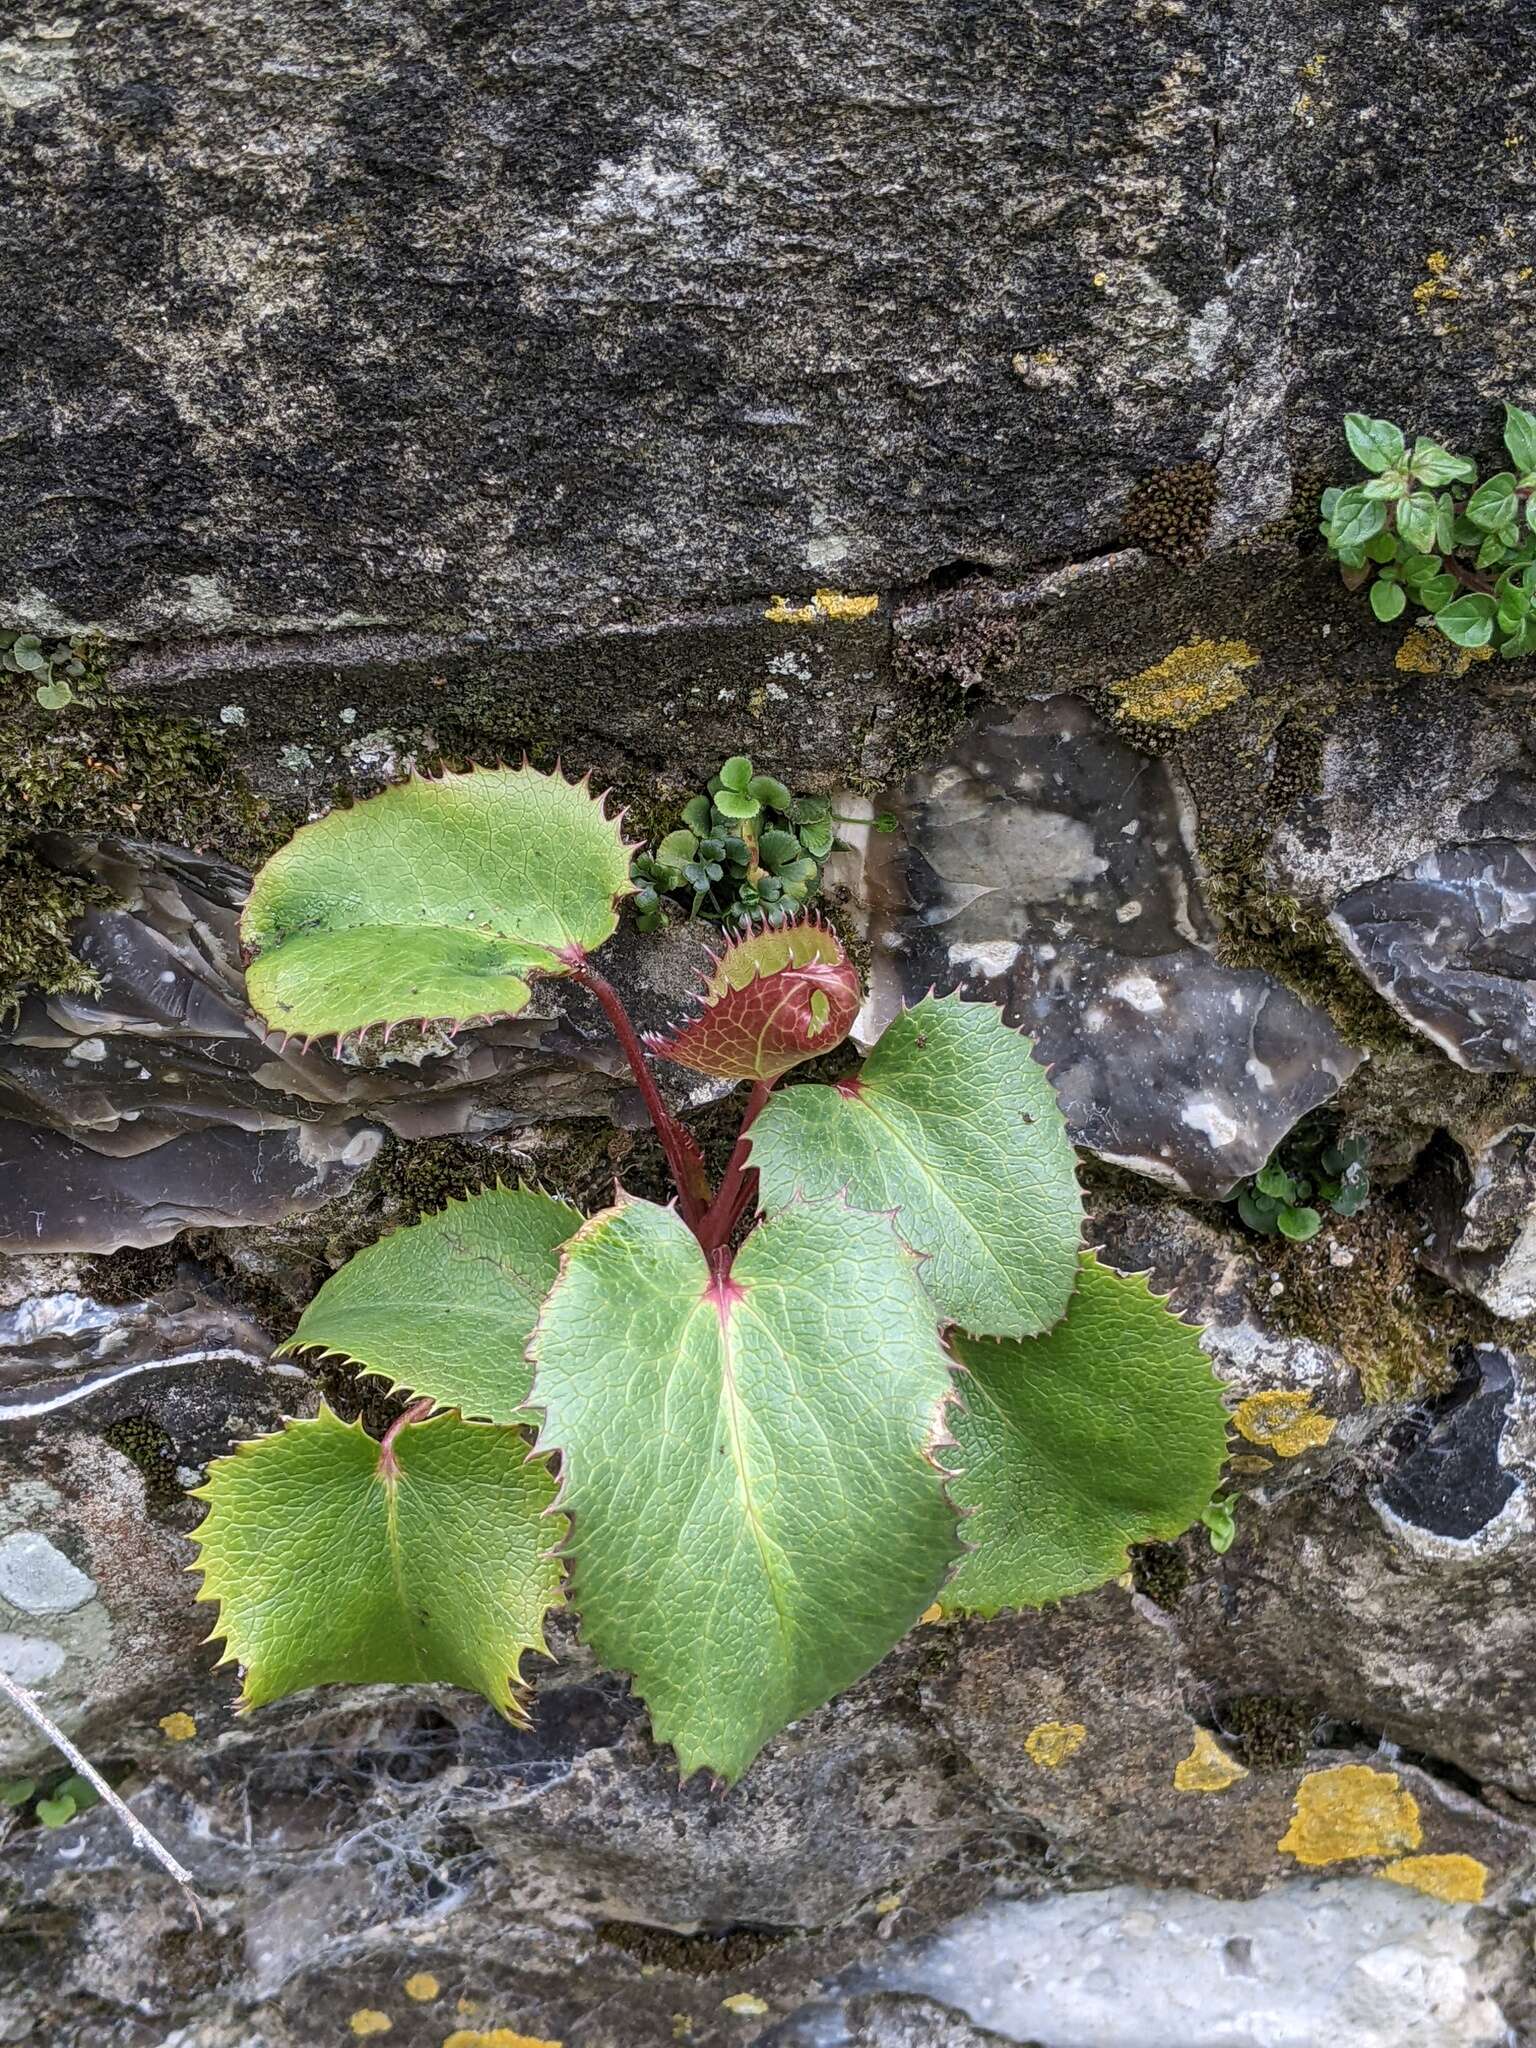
[1319,406,1536,658]
[1230,1128,1370,1242]
[630,755,836,932]
[1,630,93,709]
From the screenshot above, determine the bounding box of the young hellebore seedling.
[192,764,1230,1783]
[1320,404,1536,658]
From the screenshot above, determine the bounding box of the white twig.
[0,1663,205,1926]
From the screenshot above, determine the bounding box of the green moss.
[1223,1694,1314,1771]
[1130,1539,1192,1610]
[0,667,292,1012]
[101,1415,184,1511]
[1199,825,1417,1056]
[594,1922,788,1975]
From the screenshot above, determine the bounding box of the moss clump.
[101,1415,184,1510]
[1130,1539,1192,1610]
[1198,826,1417,1056]
[0,673,291,1012]
[1122,461,1218,566]
[1224,1694,1314,1771]
[595,1922,788,1975]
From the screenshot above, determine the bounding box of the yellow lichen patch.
[1380,1853,1488,1904]
[1395,625,1494,677]
[406,1974,442,2002]
[350,2014,392,2039]
[1298,51,1327,79]
[1024,1720,1087,1769]
[721,1994,769,2017]
[1110,639,1259,730]
[158,1711,197,1741]
[874,1891,904,1915]
[1233,1390,1336,1458]
[1413,252,1464,314]
[443,2032,562,2048]
[1426,249,1449,275]
[1278,1765,1422,1867]
[1174,1728,1249,1793]
[763,588,878,625]
[917,1602,945,1625]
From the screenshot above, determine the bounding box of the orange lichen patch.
[405,1974,442,2002]
[1395,625,1495,676]
[1278,1765,1422,1867]
[1110,639,1259,729]
[1233,1390,1336,1458]
[1024,1720,1087,1768]
[1174,1728,1249,1793]
[763,589,879,625]
[443,2032,563,2048]
[349,2014,392,2038]
[158,1711,197,1741]
[1380,1853,1488,1904]
[721,1994,770,2017]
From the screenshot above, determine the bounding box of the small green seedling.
[1320,405,1536,659]
[0,1770,101,1828]
[1233,1129,1369,1243]
[631,755,845,932]
[190,763,1231,1783]
[1200,1495,1238,1554]
[1,631,94,710]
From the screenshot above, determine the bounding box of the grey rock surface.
[854,699,1360,1195]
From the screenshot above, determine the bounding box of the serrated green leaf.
[1468,473,1518,531]
[749,995,1081,1340]
[1504,402,1536,475]
[712,787,761,822]
[1344,414,1405,473]
[719,755,754,792]
[681,795,712,836]
[528,1196,960,1781]
[192,1406,562,1719]
[939,1253,1227,1616]
[279,1186,579,1420]
[748,774,794,812]
[654,829,699,872]
[241,765,633,1040]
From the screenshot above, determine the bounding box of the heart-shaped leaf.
[940,1252,1228,1616]
[279,1186,579,1420]
[748,995,1082,1339]
[34,1795,77,1829]
[647,918,862,1080]
[527,1196,960,1781]
[241,765,634,1041]
[191,1406,563,1719]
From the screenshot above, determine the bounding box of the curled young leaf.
[241,765,634,1041]
[647,917,862,1080]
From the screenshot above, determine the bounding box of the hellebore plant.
[193,765,1229,1782]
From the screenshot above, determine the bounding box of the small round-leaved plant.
[192,764,1230,1782]
[1320,404,1536,657]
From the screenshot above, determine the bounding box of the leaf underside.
[748,994,1082,1339]
[941,1251,1229,1617]
[240,764,633,1039]
[527,1195,961,1782]
[648,918,862,1081]
[279,1185,579,1420]
[191,1406,564,1719]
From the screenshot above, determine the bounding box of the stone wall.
[4,0,1536,2041]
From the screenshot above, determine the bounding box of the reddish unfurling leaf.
[647,919,862,1081]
